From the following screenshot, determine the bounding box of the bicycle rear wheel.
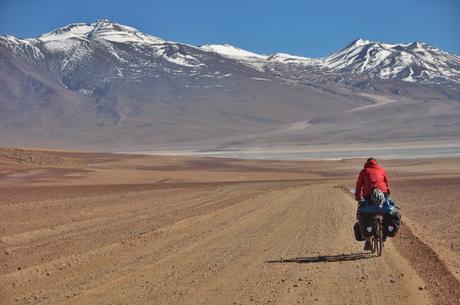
[371,236,377,254]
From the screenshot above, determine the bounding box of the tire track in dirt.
[1,182,292,276]
[392,222,460,305]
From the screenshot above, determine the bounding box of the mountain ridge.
[1,20,459,151]
[2,19,460,84]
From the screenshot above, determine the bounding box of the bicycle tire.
[376,219,383,256]
[371,236,377,254]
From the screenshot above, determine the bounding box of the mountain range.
[1,19,460,151]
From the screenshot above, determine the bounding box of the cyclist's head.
[367,157,376,162]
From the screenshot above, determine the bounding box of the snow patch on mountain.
[90,20,164,45]
[199,44,268,71]
[39,23,94,42]
[267,53,319,65]
[0,35,44,61]
[162,51,205,68]
[43,39,83,52]
[200,44,267,59]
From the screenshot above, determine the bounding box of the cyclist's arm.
[355,170,364,201]
[383,170,390,195]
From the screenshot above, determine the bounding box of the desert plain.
[0,147,459,305]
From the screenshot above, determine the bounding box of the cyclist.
[354,157,390,250]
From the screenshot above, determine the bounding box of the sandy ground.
[0,149,459,305]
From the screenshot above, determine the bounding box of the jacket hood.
[364,159,378,168]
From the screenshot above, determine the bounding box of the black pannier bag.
[358,213,376,238]
[382,209,401,237]
[353,222,365,241]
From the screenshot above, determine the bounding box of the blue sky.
[1,0,459,57]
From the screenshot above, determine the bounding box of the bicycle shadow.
[266,252,375,264]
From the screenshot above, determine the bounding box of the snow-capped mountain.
[323,38,460,83]
[1,20,460,150]
[38,20,164,45]
[36,20,208,68]
[0,19,208,75]
[2,20,459,84]
[203,38,460,84]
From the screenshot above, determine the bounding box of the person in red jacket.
[355,157,390,201]
[355,157,390,250]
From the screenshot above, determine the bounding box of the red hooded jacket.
[355,159,390,200]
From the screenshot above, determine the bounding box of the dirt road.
[1,179,429,305]
[1,149,459,305]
